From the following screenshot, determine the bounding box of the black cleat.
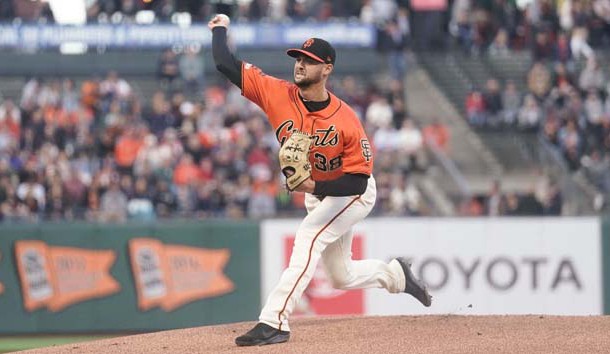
[396,257,432,307]
[235,323,290,346]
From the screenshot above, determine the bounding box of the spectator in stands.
[157,128,183,167]
[533,31,554,61]
[103,100,125,129]
[579,56,605,93]
[471,8,494,54]
[63,168,87,218]
[422,119,450,152]
[62,79,80,113]
[153,179,176,218]
[465,89,486,127]
[127,177,155,221]
[372,120,398,152]
[459,196,484,216]
[134,133,159,176]
[551,62,575,88]
[46,176,65,220]
[0,99,20,141]
[0,174,13,221]
[504,192,521,215]
[20,78,40,114]
[451,9,473,54]
[391,98,407,131]
[485,180,506,216]
[570,27,594,60]
[488,28,510,57]
[517,94,543,130]
[100,71,132,104]
[120,174,135,200]
[231,173,251,214]
[581,149,610,194]
[16,171,45,213]
[100,178,128,223]
[365,94,393,129]
[173,153,201,186]
[80,76,101,112]
[527,62,552,100]
[247,171,277,219]
[376,9,410,79]
[584,90,605,141]
[553,32,572,64]
[395,119,425,171]
[157,49,180,90]
[179,46,205,94]
[114,126,144,175]
[501,80,521,125]
[542,182,563,215]
[360,0,397,25]
[483,78,503,127]
[389,172,422,216]
[38,79,61,108]
[558,119,582,170]
[146,91,176,138]
[334,75,367,118]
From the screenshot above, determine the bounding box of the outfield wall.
[0,217,607,334]
[0,221,260,334]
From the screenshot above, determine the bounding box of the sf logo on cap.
[303,38,314,48]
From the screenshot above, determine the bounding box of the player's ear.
[324,63,334,76]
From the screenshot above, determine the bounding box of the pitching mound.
[19,315,610,354]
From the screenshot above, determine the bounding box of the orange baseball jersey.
[241,62,373,181]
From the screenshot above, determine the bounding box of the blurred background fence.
[0,217,609,334]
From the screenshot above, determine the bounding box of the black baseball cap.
[287,38,336,65]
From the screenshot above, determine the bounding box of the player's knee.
[327,270,351,290]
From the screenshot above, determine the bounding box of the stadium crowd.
[0,0,438,222]
[0,63,435,222]
[1,0,407,25]
[457,0,610,209]
[2,0,589,219]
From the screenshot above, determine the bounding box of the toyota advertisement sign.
[261,218,602,316]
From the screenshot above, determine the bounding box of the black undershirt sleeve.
[212,27,242,88]
[313,173,369,197]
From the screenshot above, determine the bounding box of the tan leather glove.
[278,131,313,191]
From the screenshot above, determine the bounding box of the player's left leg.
[322,231,432,306]
[321,228,405,293]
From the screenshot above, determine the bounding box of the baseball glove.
[279,130,313,191]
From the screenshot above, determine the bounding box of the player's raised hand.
[208,14,231,30]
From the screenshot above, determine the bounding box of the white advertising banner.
[261,218,602,316]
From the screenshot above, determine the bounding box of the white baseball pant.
[259,176,406,331]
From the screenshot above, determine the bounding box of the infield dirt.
[18,315,610,354]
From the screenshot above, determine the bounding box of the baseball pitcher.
[208,13,432,347]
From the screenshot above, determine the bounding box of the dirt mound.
[19,315,610,354]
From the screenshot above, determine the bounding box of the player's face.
[293,55,331,88]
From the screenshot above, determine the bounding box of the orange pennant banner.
[128,238,169,311]
[161,245,234,311]
[128,238,234,311]
[14,241,120,312]
[46,246,121,312]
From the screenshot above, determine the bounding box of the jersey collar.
[293,86,342,119]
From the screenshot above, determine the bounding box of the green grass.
[0,335,115,353]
